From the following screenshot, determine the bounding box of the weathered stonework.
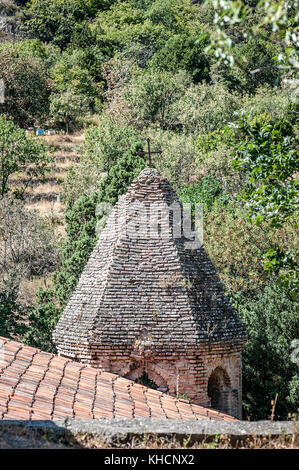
[53,168,247,418]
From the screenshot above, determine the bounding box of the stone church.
[53,168,247,418]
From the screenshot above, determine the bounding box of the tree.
[0,49,54,128]
[204,0,298,77]
[49,90,90,133]
[22,0,114,50]
[0,197,61,280]
[0,281,27,340]
[232,112,298,298]
[84,114,139,171]
[232,284,299,420]
[233,113,298,228]
[149,32,210,83]
[0,38,61,69]
[50,49,100,102]
[179,175,229,211]
[124,70,190,129]
[0,116,51,197]
[26,288,62,353]
[0,197,60,341]
[210,36,281,93]
[97,141,146,204]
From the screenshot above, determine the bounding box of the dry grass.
[26,182,62,195]
[18,276,54,306]
[26,199,65,216]
[12,132,84,219]
[0,426,297,449]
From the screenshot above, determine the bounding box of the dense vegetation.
[0,0,298,420]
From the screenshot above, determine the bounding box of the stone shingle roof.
[54,168,246,358]
[0,337,237,421]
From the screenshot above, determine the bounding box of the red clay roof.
[0,337,236,422]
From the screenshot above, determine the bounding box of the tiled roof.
[0,337,236,422]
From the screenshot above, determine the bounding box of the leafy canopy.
[0,116,51,197]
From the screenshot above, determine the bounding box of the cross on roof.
[138,138,162,167]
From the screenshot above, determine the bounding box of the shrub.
[179,175,229,211]
[173,82,242,135]
[210,37,281,93]
[0,116,51,197]
[204,205,297,295]
[232,284,299,420]
[22,0,112,49]
[146,128,196,190]
[0,49,53,127]
[0,197,61,282]
[149,32,210,83]
[84,114,139,171]
[49,90,90,133]
[50,49,100,103]
[123,69,190,130]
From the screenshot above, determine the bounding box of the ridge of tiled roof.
[0,337,237,422]
[53,167,246,358]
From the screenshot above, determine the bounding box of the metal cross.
[138,138,162,168]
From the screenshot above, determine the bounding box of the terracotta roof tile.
[0,337,238,422]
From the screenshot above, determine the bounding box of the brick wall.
[60,340,245,418]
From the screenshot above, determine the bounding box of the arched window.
[208,367,231,414]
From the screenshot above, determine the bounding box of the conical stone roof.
[53,168,247,357]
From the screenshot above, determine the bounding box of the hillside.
[0,0,298,423]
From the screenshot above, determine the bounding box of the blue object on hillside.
[36,129,45,136]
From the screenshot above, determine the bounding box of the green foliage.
[173,82,242,135]
[179,176,229,210]
[146,128,196,190]
[124,70,190,129]
[232,113,299,298]
[0,281,27,340]
[50,49,100,102]
[263,247,298,301]
[94,0,204,74]
[98,141,147,205]
[53,192,99,307]
[211,37,281,93]
[0,197,61,280]
[0,39,61,69]
[0,116,51,197]
[232,113,299,228]
[49,90,90,133]
[0,198,60,343]
[204,0,298,76]
[232,284,299,420]
[137,373,158,389]
[0,48,53,127]
[241,85,297,122]
[204,204,297,295]
[149,32,210,83]
[26,288,61,353]
[84,116,139,171]
[58,141,145,305]
[144,0,198,32]
[22,0,114,49]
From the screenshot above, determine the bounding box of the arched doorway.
[208,367,231,414]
